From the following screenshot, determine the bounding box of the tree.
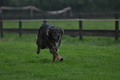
[2,0,120,12]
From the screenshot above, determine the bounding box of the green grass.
[0,33,120,80]
[1,20,120,80]
[83,21,116,29]
[3,21,79,29]
[3,20,120,29]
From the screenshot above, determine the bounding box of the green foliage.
[3,0,120,12]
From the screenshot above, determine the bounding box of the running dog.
[36,23,64,62]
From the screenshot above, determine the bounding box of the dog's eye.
[53,32,56,34]
[58,32,61,34]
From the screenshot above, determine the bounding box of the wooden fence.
[0,13,120,41]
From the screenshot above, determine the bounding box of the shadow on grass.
[27,58,64,64]
[27,58,52,64]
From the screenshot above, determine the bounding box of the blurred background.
[0,0,120,19]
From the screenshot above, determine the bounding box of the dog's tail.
[36,37,37,39]
[43,20,47,24]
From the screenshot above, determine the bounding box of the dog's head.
[47,26,64,42]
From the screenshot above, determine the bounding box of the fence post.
[19,20,22,37]
[0,16,3,38]
[79,14,83,40]
[115,14,119,41]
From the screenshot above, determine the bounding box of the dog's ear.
[47,27,54,36]
[46,30,49,36]
[61,29,64,35]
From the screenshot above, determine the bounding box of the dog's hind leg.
[36,39,43,54]
[36,45,41,54]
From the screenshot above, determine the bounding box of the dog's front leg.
[50,48,57,62]
[55,48,63,61]
[50,48,63,62]
[52,54,56,62]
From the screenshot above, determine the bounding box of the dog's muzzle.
[54,36,61,41]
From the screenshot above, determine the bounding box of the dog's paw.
[60,58,63,61]
[36,51,39,54]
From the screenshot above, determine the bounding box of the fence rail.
[0,13,120,41]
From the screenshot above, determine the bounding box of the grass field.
[0,21,120,80]
[3,20,119,29]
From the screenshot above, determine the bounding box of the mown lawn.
[0,33,120,80]
[1,20,120,80]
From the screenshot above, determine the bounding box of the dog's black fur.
[36,23,64,62]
